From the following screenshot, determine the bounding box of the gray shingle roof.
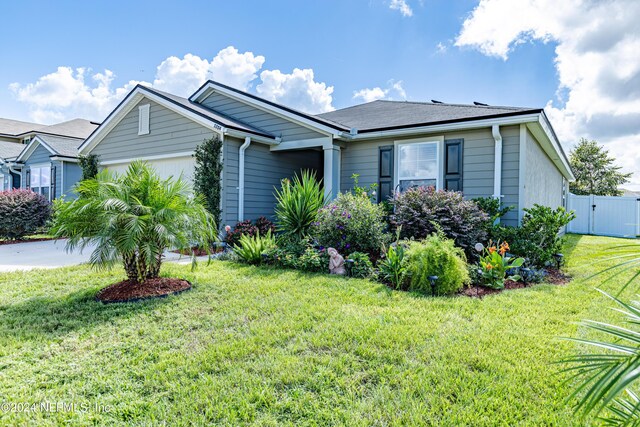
[36,134,83,157]
[147,87,276,138]
[0,140,25,160]
[0,118,45,137]
[315,100,541,132]
[31,119,99,139]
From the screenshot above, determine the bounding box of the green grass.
[0,234,638,426]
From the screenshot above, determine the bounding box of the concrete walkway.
[0,239,194,272]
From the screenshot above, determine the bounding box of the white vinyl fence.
[567,194,640,238]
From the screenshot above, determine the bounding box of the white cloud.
[9,46,335,122]
[455,0,640,189]
[9,67,143,123]
[390,0,413,17]
[256,68,334,113]
[435,42,448,54]
[353,80,407,103]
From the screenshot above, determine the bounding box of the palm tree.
[51,161,216,283]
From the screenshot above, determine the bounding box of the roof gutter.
[238,136,251,222]
[344,113,542,141]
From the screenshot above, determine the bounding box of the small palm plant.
[273,170,326,238]
[51,161,216,283]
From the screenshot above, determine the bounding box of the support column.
[323,145,341,200]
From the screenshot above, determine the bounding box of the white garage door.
[103,156,196,183]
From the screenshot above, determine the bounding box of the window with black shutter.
[51,166,56,200]
[444,139,463,192]
[378,145,394,202]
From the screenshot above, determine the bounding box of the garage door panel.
[102,156,196,182]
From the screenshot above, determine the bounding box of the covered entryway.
[567,194,640,238]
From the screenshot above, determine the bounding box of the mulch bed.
[96,277,191,303]
[0,237,56,246]
[461,268,572,298]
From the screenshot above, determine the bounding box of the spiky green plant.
[233,230,276,265]
[562,290,640,425]
[273,170,326,238]
[51,161,216,283]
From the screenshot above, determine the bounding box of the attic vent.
[431,100,443,104]
[138,104,150,135]
[473,101,489,106]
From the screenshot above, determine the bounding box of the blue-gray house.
[79,81,574,227]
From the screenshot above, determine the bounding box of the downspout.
[238,136,251,222]
[492,124,503,222]
[8,163,22,189]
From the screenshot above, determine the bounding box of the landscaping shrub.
[313,192,389,257]
[51,161,215,283]
[263,237,329,272]
[405,233,470,296]
[391,187,488,258]
[233,231,276,265]
[297,246,328,273]
[378,229,408,289]
[194,136,223,229]
[492,204,575,267]
[476,241,524,289]
[274,170,325,238]
[224,217,276,247]
[0,189,51,240]
[78,154,99,180]
[473,196,515,237]
[346,252,375,279]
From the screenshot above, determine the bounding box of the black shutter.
[51,166,57,200]
[444,139,463,192]
[25,169,30,189]
[378,145,394,203]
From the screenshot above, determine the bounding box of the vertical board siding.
[340,126,521,226]
[91,98,215,161]
[524,129,563,209]
[222,139,322,226]
[200,92,325,142]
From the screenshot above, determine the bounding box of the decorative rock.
[328,247,346,275]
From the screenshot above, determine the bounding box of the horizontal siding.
[222,139,322,226]
[91,98,215,161]
[62,161,82,199]
[340,125,520,226]
[24,144,52,165]
[524,129,563,209]
[200,92,325,142]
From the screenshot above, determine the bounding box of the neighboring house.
[0,118,99,198]
[79,81,574,227]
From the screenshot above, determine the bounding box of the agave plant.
[51,161,216,283]
[273,170,326,238]
[562,290,640,425]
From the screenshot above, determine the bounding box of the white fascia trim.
[191,83,344,138]
[100,151,195,166]
[16,136,56,162]
[269,137,332,152]
[50,156,79,163]
[79,87,226,155]
[535,115,575,181]
[348,113,542,141]
[393,136,444,192]
[224,128,276,145]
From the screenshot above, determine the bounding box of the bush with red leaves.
[0,189,51,239]
[224,217,276,247]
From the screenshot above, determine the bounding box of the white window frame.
[29,163,52,200]
[394,136,444,192]
[138,103,150,135]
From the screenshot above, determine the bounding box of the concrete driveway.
[0,239,191,272]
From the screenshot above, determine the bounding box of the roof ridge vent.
[431,100,443,104]
[473,101,489,106]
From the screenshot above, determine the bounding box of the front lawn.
[0,234,636,425]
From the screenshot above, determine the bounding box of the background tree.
[569,139,632,196]
[78,154,99,180]
[194,136,223,229]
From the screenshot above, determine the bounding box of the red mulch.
[171,246,225,256]
[461,268,572,298]
[96,277,191,303]
[0,237,56,246]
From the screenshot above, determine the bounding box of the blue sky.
[0,0,558,117]
[1,0,638,188]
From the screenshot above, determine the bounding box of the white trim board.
[99,151,195,166]
[16,136,56,162]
